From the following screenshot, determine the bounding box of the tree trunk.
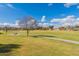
[27,29,29,40]
[5,27,8,34]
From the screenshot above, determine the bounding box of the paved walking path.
[44,37,79,44]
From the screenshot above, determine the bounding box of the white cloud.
[50,15,78,27]
[48,3,53,6]
[74,21,79,26]
[0,22,19,27]
[38,22,49,27]
[6,4,16,9]
[61,15,76,27]
[15,20,20,25]
[73,18,79,26]
[50,18,61,23]
[76,18,79,21]
[3,23,12,27]
[0,4,16,9]
[64,3,78,8]
[0,15,79,28]
[63,15,75,23]
[41,16,46,22]
[42,23,49,27]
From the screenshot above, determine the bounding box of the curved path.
[44,37,79,44]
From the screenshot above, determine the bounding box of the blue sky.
[0,3,79,27]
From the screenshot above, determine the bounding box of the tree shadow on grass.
[0,44,21,53]
[31,35,56,38]
[0,32,3,35]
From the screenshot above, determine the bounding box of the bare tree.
[4,24,10,34]
[4,26,8,34]
[18,16,36,40]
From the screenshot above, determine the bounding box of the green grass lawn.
[0,30,79,56]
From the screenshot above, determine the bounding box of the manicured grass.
[31,30,79,41]
[0,30,79,56]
